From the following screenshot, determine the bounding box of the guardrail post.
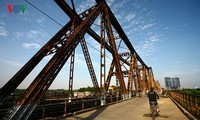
[189,95,192,112]
[183,94,187,107]
[116,91,119,101]
[95,97,97,106]
[64,99,67,114]
[82,98,84,110]
[42,99,46,119]
[169,90,200,119]
[185,94,187,108]
[194,96,199,116]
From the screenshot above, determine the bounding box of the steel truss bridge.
[0,0,161,119]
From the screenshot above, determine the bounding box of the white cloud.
[110,0,163,59]
[124,12,136,22]
[0,20,6,26]
[13,29,49,44]
[77,0,96,13]
[0,26,7,36]
[140,23,154,31]
[26,29,49,44]
[0,20,8,36]
[131,0,140,9]
[135,34,161,57]
[14,32,24,38]
[36,16,46,24]
[22,43,41,49]
[149,34,161,42]
[112,0,127,12]
[27,30,43,39]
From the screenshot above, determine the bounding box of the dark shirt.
[148,91,159,102]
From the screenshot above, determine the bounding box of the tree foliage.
[13,89,26,96]
[175,88,200,96]
[77,86,96,92]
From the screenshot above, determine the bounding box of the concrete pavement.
[54,96,189,120]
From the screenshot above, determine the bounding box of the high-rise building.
[164,77,171,89]
[171,77,181,89]
[164,77,181,89]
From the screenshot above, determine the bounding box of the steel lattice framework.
[0,0,161,119]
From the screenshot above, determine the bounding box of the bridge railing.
[28,95,124,119]
[169,91,200,119]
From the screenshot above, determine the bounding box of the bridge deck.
[60,97,188,120]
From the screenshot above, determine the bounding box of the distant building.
[164,77,181,89]
[164,77,171,89]
[171,77,181,89]
[73,91,93,98]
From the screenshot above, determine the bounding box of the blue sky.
[0,0,200,89]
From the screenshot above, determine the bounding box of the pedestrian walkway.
[57,97,189,120]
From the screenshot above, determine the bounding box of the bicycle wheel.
[152,113,156,120]
[151,106,157,120]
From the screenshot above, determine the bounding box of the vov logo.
[6,4,27,14]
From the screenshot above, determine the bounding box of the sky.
[0,0,200,90]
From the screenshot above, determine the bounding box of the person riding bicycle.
[148,87,159,113]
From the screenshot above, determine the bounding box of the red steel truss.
[0,0,161,119]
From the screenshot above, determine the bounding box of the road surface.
[52,96,189,120]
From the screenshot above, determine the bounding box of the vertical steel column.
[140,68,144,92]
[68,50,75,102]
[142,66,148,92]
[127,53,135,97]
[104,7,126,94]
[134,58,141,94]
[99,15,107,102]
[68,18,76,102]
[137,69,142,93]
[116,76,119,100]
[148,67,154,88]
[147,68,151,90]
[158,81,162,92]
[100,13,106,91]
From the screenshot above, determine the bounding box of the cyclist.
[147,87,159,114]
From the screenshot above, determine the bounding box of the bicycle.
[150,101,158,120]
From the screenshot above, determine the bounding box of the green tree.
[78,86,96,92]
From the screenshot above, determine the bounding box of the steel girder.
[142,66,149,92]
[127,53,135,96]
[2,2,104,119]
[105,60,115,92]
[54,0,130,67]
[0,21,73,104]
[55,0,127,94]
[99,1,149,69]
[80,38,100,94]
[100,13,106,90]
[104,7,126,94]
[68,50,75,98]
[0,0,162,119]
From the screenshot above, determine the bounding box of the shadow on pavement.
[143,113,169,118]
[74,106,108,120]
